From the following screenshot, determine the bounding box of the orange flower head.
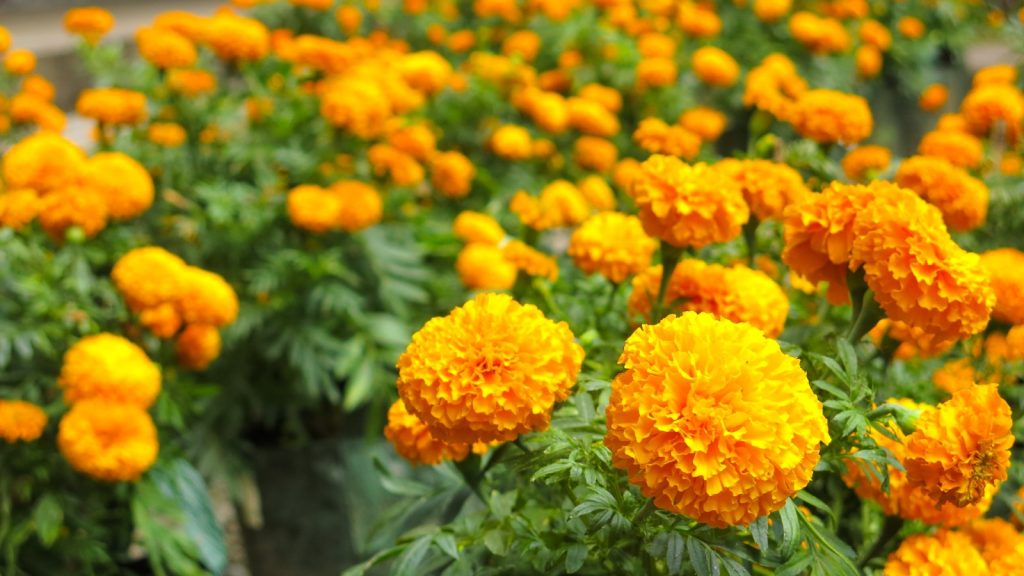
[456,243,517,290]
[842,145,892,181]
[205,13,270,61]
[37,186,109,240]
[791,89,872,144]
[568,212,657,283]
[384,399,471,466]
[76,88,147,125]
[980,248,1024,325]
[83,152,154,221]
[58,400,158,482]
[136,26,197,69]
[692,46,740,87]
[573,136,618,173]
[885,531,987,574]
[918,130,983,169]
[175,324,222,371]
[0,189,41,230]
[895,155,988,232]
[502,240,558,281]
[679,107,727,141]
[59,333,162,409]
[64,7,114,43]
[714,158,810,221]
[0,400,47,443]
[2,132,86,193]
[430,151,475,198]
[919,83,949,112]
[112,247,188,312]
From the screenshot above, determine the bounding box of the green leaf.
[778,499,802,558]
[573,392,596,424]
[392,535,434,576]
[483,529,509,556]
[434,533,459,561]
[687,538,718,576]
[835,339,859,380]
[748,517,769,551]
[666,532,685,576]
[720,556,751,576]
[489,490,517,520]
[343,354,377,411]
[32,494,63,547]
[565,543,587,574]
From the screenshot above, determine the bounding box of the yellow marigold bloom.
[5,49,36,75]
[76,88,147,126]
[679,107,727,141]
[148,122,187,147]
[855,45,882,79]
[177,267,239,328]
[973,64,1017,88]
[859,19,892,51]
[1002,153,1023,176]
[139,303,183,339]
[823,0,868,19]
[714,158,809,221]
[869,319,954,360]
[58,400,158,482]
[630,155,749,249]
[633,118,702,160]
[384,399,470,466]
[692,46,739,87]
[446,30,475,53]
[577,175,616,211]
[573,136,618,173]
[489,124,533,160]
[64,7,114,43]
[606,312,827,527]
[568,213,656,283]
[205,13,270,61]
[895,156,988,232]
[175,324,221,371]
[112,247,188,312]
[9,92,66,133]
[962,518,1024,574]
[933,358,976,395]
[502,30,540,61]
[567,97,620,137]
[0,25,9,52]
[397,293,583,444]
[136,26,197,69]
[789,12,850,54]
[83,152,154,221]
[0,400,47,443]
[676,2,722,38]
[167,69,217,97]
[502,240,558,281]
[453,211,505,245]
[920,83,949,112]
[885,530,987,575]
[897,16,925,39]
[398,51,452,95]
[791,89,872,144]
[637,33,676,58]
[59,334,162,409]
[635,57,678,89]
[388,124,436,161]
[331,180,382,232]
[38,186,108,240]
[904,385,1011,507]
[0,188,40,230]
[918,130,983,169]
[456,243,517,290]
[430,151,475,198]
[368,143,425,186]
[510,181,590,230]
[336,6,363,34]
[842,145,892,181]
[22,75,55,102]
[320,78,392,139]
[938,113,970,133]
[961,83,1024,142]
[743,53,807,122]
[2,132,86,193]
[980,249,1024,325]
[754,0,791,22]
[578,83,622,113]
[514,88,569,134]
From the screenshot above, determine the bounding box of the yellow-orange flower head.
[895,155,988,232]
[204,13,270,62]
[135,26,197,69]
[904,385,1012,507]
[175,324,222,371]
[112,247,188,312]
[331,180,383,232]
[918,130,983,169]
[177,267,239,328]
[38,186,109,240]
[64,7,114,44]
[961,83,1024,142]
[83,152,155,221]
[884,530,988,575]
[792,89,872,144]
[0,189,41,230]
[714,158,810,221]
[692,46,740,88]
[76,88,147,125]
[629,155,749,249]
[605,312,829,527]
[2,132,86,193]
[568,212,657,284]
[58,333,162,409]
[397,293,584,444]
[430,151,475,198]
[58,400,158,482]
[920,83,950,112]
[455,243,517,290]
[980,248,1024,325]
[384,399,471,466]
[0,400,47,443]
[453,211,505,245]
[842,145,892,181]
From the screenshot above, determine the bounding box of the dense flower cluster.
[287,181,383,233]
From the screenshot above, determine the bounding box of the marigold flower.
[904,385,1012,507]
[64,7,114,43]
[430,151,475,198]
[577,175,616,211]
[112,247,188,312]
[502,240,558,281]
[568,213,656,283]
[573,136,618,173]
[167,69,217,97]
[58,400,158,482]
[980,249,1024,325]
[398,51,452,95]
[21,75,55,102]
[59,333,162,409]
[83,152,154,221]
[789,12,850,54]
[320,78,392,138]
[895,156,988,232]
[0,25,9,52]
[0,400,47,443]
[387,124,436,161]
[153,11,208,42]
[489,125,533,160]
[920,83,949,112]
[679,107,727,141]
[961,518,1024,573]
[331,180,383,232]
[510,181,590,230]
[148,122,187,147]
[842,145,892,181]
[859,19,892,51]
[961,83,1024,142]
[385,399,471,466]
[177,267,240,328]
[676,2,722,38]
[578,83,622,113]
[175,324,222,371]
[606,312,827,527]
[635,57,678,89]
[629,155,749,249]
[855,45,882,78]
[791,89,872,144]
[136,26,197,69]
[37,186,109,240]
[692,46,740,87]
[933,358,976,394]
[4,49,36,76]
[885,530,987,575]
[9,93,66,132]
[897,16,925,38]
[743,53,807,121]
[918,130,983,169]
[633,118,701,160]
[205,13,270,61]
[76,88,147,125]
[453,211,505,245]
[396,293,584,444]
[368,143,425,186]
[0,188,40,230]
[456,243,517,290]
[870,319,954,360]
[2,132,86,193]
[714,159,809,221]
[567,97,620,137]
[753,0,791,22]
[139,303,183,339]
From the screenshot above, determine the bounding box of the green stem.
[652,242,685,322]
[743,218,760,267]
[847,289,883,344]
[632,499,657,526]
[856,516,903,569]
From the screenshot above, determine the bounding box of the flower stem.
[653,242,685,321]
[857,516,903,569]
[743,218,760,267]
[632,499,657,525]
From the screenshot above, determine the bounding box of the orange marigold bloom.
[64,7,114,44]
[76,88,147,125]
[933,358,976,395]
[397,293,584,444]
[635,57,678,89]
[980,249,1024,325]
[714,158,810,221]
[895,156,988,232]
[578,83,622,113]
[205,13,270,61]
[870,319,954,360]
[605,312,828,527]
[897,16,925,39]
[430,151,475,198]
[0,25,10,52]
[136,26,197,69]
[502,30,540,62]
[904,385,1012,507]
[692,46,740,87]
[842,145,892,181]
[0,188,40,230]
[676,2,722,38]
[456,243,517,290]
[368,143,425,186]
[633,118,702,160]
[961,83,1024,142]
[919,83,949,112]
[167,69,217,96]
[885,530,987,575]
[331,180,382,232]
[789,12,850,54]
[574,136,618,173]
[567,97,620,137]
[852,186,994,342]
[974,64,1017,87]
[962,518,1024,574]
[336,6,363,35]
[630,155,748,248]
[4,49,36,76]
[384,399,471,466]
[398,51,453,95]
[83,152,154,221]
[175,324,222,371]
[568,212,656,283]
[320,78,392,139]
[753,0,791,23]
[58,400,159,482]
[918,130,983,169]
[577,175,616,211]
[21,75,55,102]
[502,240,558,281]
[177,267,239,328]
[59,333,162,409]
[937,113,970,133]
[148,122,187,147]
[791,89,872,144]
[859,19,892,51]
[0,400,47,443]
[139,303,183,339]
[453,211,505,245]
[37,186,109,240]
[112,247,188,312]
[856,45,882,79]
[9,93,65,132]
[2,132,86,193]
[743,53,807,122]
[510,181,590,230]
[679,107,727,141]
[489,124,533,160]
[388,124,436,161]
